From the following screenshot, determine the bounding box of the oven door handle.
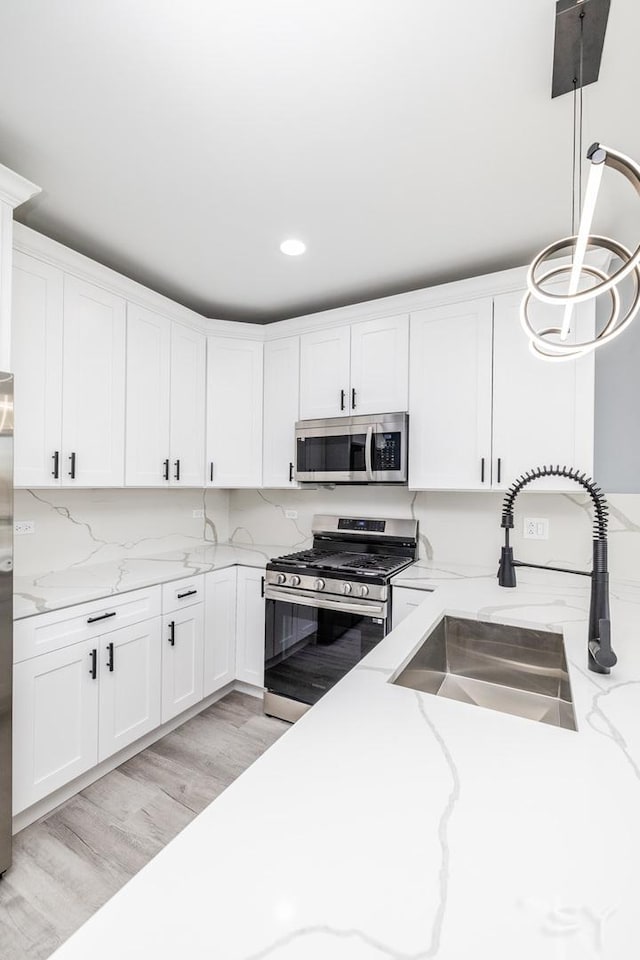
[265,585,386,618]
[364,424,374,481]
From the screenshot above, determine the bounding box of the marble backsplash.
[13,488,230,577]
[13,483,640,584]
[228,487,640,583]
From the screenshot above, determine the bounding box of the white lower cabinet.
[13,565,267,816]
[204,567,237,696]
[13,639,100,813]
[98,620,162,762]
[392,588,427,630]
[235,567,266,687]
[161,606,204,723]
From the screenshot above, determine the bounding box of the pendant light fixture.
[521,0,640,361]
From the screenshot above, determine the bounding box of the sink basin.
[392,616,577,731]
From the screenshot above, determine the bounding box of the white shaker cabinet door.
[61,276,126,486]
[161,606,204,723]
[492,290,595,490]
[125,305,171,486]
[235,567,265,688]
[169,323,206,486]
[349,314,409,415]
[206,337,263,487]
[203,567,237,696]
[12,253,64,487]
[13,639,99,814]
[299,325,351,420]
[98,619,162,762]
[409,299,493,489]
[263,336,300,488]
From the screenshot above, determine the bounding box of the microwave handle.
[365,425,374,480]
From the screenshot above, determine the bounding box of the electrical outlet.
[523,517,549,540]
[14,521,35,536]
[192,509,204,519]
[285,510,298,520]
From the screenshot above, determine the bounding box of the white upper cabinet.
[492,290,595,490]
[169,323,206,486]
[349,314,409,415]
[206,337,263,487]
[62,276,126,486]
[263,336,300,488]
[12,253,64,487]
[299,325,351,419]
[299,317,409,421]
[125,305,171,487]
[410,300,493,490]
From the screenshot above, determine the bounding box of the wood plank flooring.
[0,692,288,960]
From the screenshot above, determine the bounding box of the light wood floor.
[0,692,288,960]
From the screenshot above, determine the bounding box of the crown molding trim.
[0,164,40,209]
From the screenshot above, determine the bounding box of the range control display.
[338,518,386,533]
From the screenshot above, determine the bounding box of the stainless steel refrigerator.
[0,374,13,877]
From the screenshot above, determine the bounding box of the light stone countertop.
[47,563,640,959]
[13,541,289,620]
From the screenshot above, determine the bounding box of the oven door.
[264,588,387,707]
[295,413,408,483]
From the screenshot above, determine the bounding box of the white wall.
[14,488,229,577]
[14,484,640,585]
[229,487,640,583]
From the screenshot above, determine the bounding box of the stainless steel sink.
[392,616,577,731]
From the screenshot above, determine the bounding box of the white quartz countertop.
[13,542,287,620]
[48,565,640,958]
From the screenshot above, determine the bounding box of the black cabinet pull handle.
[210,462,214,482]
[497,458,502,484]
[106,641,115,672]
[89,648,97,680]
[340,389,346,411]
[69,451,76,479]
[261,575,265,598]
[481,457,485,483]
[168,620,176,646]
[87,611,116,624]
[177,589,197,599]
[174,459,180,481]
[163,458,169,481]
[288,462,294,483]
[351,388,356,409]
[52,451,60,479]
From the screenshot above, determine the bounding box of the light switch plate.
[285,510,298,520]
[192,509,204,519]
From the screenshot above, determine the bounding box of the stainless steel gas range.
[263,515,418,722]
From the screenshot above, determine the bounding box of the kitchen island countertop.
[47,563,640,959]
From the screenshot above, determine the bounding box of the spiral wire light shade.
[521,143,640,361]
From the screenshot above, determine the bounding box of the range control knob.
[290,575,301,587]
[341,582,353,595]
[314,578,326,590]
[276,573,287,585]
[358,584,369,597]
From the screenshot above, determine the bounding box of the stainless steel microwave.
[294,412,408,484]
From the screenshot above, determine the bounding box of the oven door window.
[265,600,385,706]
[296,434,366,474]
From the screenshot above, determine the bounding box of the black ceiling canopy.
[552,0,611,98]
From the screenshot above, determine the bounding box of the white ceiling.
[0,0,638,323]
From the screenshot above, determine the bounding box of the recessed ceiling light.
[280,238,306,257]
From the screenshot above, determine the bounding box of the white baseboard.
[12,680,263,835]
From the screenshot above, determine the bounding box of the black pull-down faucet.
[497,465,617,674]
